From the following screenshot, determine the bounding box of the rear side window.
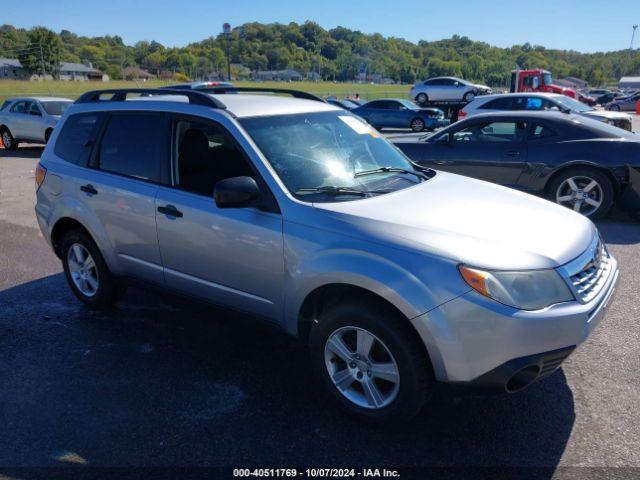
[481,97,516,110]
[54,113,105,166]
[97,113,168,183]
[529,123,557,140]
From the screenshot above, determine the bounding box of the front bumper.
[410,255,619,385]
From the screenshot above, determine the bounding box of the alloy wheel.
[556,176,603,216]
[324,326,400,409]
[67,243,99,297]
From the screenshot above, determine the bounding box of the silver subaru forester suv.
[35,88,619,423]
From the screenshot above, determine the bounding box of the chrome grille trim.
[557,235,612,304]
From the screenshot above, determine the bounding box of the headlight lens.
[458,265,574,311]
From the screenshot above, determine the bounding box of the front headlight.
[458,265,574,311]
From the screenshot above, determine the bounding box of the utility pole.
[626,25,638,75]
[223,23,231,81]
[39,41,46,78]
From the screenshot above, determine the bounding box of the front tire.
[463,91,476,103]
[1,127,17,150]
[309,298,433,423]
[547,167,614,219]
[609,104,621,112]
[61,229,119,309]
[410,117,425,132]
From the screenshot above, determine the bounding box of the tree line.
[1,21,639,86]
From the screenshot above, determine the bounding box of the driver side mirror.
[549,106,560,112]
[214,176,260,208]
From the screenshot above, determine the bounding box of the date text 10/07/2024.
[232,468,401,478]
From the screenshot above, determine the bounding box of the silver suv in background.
[410,76,492,105]
[0,97,73,149]
[35,88,618,423]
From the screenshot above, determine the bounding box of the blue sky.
[6,0,639,53]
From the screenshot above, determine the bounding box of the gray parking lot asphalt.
[0,138,639,477]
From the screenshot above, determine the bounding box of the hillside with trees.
[1,21,638,86]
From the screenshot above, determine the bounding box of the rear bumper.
[411,256,619,385]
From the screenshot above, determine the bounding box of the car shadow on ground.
[0,273,574,475]
[0,145,44,159]
[596,209,640,245]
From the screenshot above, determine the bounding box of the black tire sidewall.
[309,300,432,423]
[411,118,425,132]
[61,229,118,309]
[2,128,17,150]
[547,167,614,219]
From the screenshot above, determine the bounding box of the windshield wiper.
[354,166,429,181]
[296,186,370,197]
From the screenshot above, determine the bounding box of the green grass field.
[0,80,410,103]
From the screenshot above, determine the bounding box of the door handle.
[433,160,451,165]
[80,184,98,195]
[505,150,521,157]
[157,204,183,218]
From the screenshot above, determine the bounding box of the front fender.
[282,223,468,336]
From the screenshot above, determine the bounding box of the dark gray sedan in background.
[392,111,640,219]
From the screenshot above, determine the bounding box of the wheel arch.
[544,162,621,197]
[51,217,93,258]
[296,283,434,370]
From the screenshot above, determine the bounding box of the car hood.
[313,172,595,270]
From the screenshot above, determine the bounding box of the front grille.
[568,239,611,303]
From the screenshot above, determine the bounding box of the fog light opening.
[506,365,541,393]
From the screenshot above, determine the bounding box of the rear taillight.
[458,110,467,118]
[35,163,47,191]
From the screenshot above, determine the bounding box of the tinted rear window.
[97,113,168,182]
[41,101,72,116]
[54,113,105,166]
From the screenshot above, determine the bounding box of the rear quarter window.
[96,112,168,183]
[54,112,105,166]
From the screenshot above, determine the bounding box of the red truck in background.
[510,69,596,105]
[510,69,577,97]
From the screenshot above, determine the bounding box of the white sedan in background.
[0,97,73,149]
[459,93,633,131]
[410,76,492,105]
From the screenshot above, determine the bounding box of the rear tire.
[547,167,614,219]
[609,104,621,112]
[416,93,428,105]
[1,127,17,150]
[61,229,119,309]
[309,297,433,423]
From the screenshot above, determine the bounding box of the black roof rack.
[74,88,227,109]
[197,86,325,103]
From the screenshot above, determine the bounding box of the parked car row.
[34,87,620,423]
